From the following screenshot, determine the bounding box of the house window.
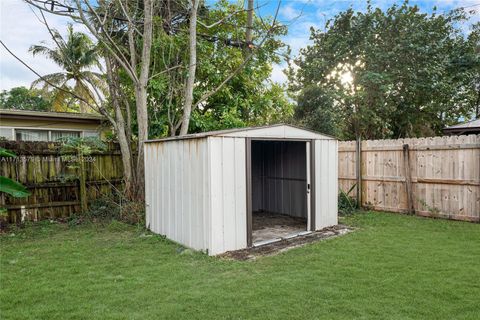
[83,130,99,138]
[0,128,13,140]
[15,129,80,142]
[51,130,80,141]
[15,129,49,141]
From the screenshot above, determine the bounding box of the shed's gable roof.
[218,124,334,139]
[145,124,335,143]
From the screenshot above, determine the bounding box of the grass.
[1,212,479,320]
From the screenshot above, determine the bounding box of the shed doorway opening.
[249,140,311,246]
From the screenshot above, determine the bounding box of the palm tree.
[29,24,104,112]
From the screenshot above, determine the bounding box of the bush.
[86,194,145,226]
[338,184,358,216]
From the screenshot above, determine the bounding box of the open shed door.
[246,139,313,247]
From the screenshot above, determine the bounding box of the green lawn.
[1,212,479,320]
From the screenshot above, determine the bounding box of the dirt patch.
[220,224,353,261]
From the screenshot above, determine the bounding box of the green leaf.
[0,148,16,158]
[0,176,31,198]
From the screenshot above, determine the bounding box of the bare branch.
[39,10,65,52]
[118,0,142,36]
[127,25,137,69]
[198,9,246,29]
[24,0,80,19]
[148,64,183,80]
[73,0,138,82]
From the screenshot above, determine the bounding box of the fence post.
[403,144,415,214]
[78,150,88,213]
[356,136,362,208]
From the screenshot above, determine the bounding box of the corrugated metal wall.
[144,138,211,252]
[314,139,339,229]
[208,137,247,255]
[251,141,307,218]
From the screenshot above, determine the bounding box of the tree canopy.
[0,87,51,111]
[288,2,480,139]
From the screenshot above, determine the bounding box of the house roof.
[0,109,106,123]
[145,124,336,143]
[443,119,480,134]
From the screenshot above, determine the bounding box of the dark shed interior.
[251,140,308,243]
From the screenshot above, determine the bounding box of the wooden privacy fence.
[338,135,480,222]
[2,136,479,223]
[0,141,124,222]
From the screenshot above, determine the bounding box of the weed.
[338,183,358,215]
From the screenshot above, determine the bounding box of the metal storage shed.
[144,124,338,255]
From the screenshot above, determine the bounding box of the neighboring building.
[0,109,107,141]
[443,119,480,135]
[144,124,338,255]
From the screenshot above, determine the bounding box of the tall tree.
[288,2,480,139]
[180,0,201,135]
[29,24,104,112]
[26,0,157,200]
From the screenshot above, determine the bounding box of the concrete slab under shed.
[252,212,307,244]
[220,225,353,261]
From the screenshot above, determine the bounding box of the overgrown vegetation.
[57,137,144,225]
[83,194,145,226]
[338,184,357,215]
[1,212,479,319]
[59,137,107,213]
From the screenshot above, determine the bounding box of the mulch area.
[219,224,353,261]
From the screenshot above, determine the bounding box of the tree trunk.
[475,86,480,119]
[105,57,134,198]
[179,0,200,136]
[79,101,87,113]
[135,84,148,198]
[125,101,133,144]
[115,105,134,196]
[78,149,88,212]
[245,0,254,47]
[134,0,154,199]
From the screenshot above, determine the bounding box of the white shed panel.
[208,137,247,255]
[145,138,211,251]
[314,139,339,229]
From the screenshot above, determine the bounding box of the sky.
[0,0,479,91]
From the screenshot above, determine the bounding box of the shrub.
[338,184,358,215]
[87,193,145,226]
